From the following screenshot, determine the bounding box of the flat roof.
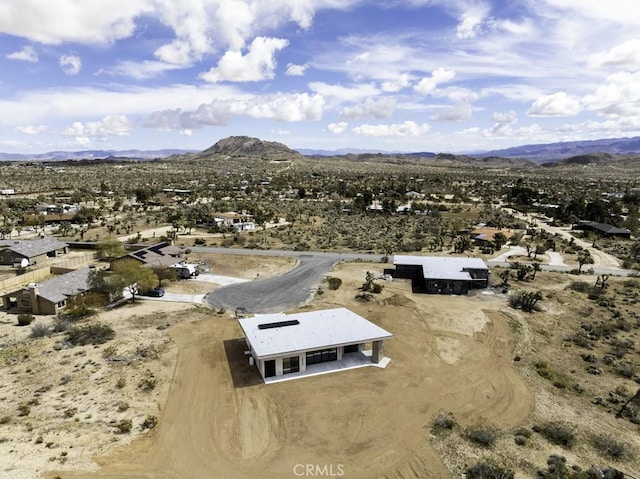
[238,308,392,359]
[394,255,488,280]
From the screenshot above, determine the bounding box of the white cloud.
[588,39,640,69]
[487,110,517,134]
[352,121,430,137]
[381,74,411,93]
[16,125,48,135]
[0,0,152,45]
[327,122,348,134]
[6,45,38,62]
[200,36,289,83]
[59,55,82,75]
[430,104,473,121]
[414,68,456,95]
[146,92,325,130]
[308,82,380,104]
[338,97,396,120]
[583,71,640,117]
[527,92,581,117]
[62,115,132,139]
[102,60,183,80]
[285,63,308,76]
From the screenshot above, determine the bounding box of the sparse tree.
[577,249,594,273]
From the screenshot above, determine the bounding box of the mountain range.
[1,135,640,163]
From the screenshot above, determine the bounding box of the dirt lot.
[2,256,639,478]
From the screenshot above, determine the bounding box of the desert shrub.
[115,377,126,389]
[17,404,30,416]
[0,416,10,425]
[194,237,206,245]
[51,317,72,333]
[465,461,514,479]
[355,292,373,302]
[431,411,456,432]
[465,423,499,447]
[326,277,342,290]
[371,282,384,293]
[141,415,158,430]
[66,323,115,346]
[593,434,634,460]
[567,281,591,293]
[537,422,576,448]
[114,419,132,434]
[17,313,35,326]
[618,362,636,378]
[138,374,157,392]
[63,407,77,418]
[533,361,554,379]
[30,323,51,338]
[116,401,129,412]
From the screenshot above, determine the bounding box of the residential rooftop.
[238,308,393,359]
[393,255,488,280]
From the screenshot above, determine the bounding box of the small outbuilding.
[238,308,392,381]
[393,255,489,295]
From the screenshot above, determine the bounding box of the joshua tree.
[577,249,594,273]
[530,262,541,281]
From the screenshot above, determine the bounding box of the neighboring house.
[213,212,255,231]
[1,267,91,315]
[470,227,515,247]
[0,238,69,266]
[573,221,632,239]
[110,242,185,269]
[238,308,393,381]
[393,255,489,295]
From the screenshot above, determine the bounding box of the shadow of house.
[573,221,632,239]
[0,238,68,266]
[393,255,489,295]
[1,267,91,315]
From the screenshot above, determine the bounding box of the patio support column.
[372,340,384,363]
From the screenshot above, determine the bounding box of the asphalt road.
[204,253,340,314]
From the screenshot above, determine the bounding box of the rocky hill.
[196,136,304,161]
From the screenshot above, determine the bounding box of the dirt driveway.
[55,263,532,479]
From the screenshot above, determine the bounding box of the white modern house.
[238,308,393,381]
[394,255,489,295]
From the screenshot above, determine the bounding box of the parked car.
[141,287,165,297]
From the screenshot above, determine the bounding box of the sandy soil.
[40,262,532,479]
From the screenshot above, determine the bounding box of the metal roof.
[238,308,393,359]
[393,255,488,280]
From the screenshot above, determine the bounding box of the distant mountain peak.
[199,136,303,161]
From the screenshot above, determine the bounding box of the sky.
[1,0,640,155]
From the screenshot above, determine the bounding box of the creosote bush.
[535,422,576,448]
[593,434,634,460]
[17,313,35,326]
[431,411,456,433]
[114,419,132,434]
[465,461,514,479]
[464,423,499,447]
[66,323,115,346]
[30,323,51,338]
[326,277,342,290]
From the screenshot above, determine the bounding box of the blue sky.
[1,0,640,154]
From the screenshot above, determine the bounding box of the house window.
[306,348,338,366]
[282,356,300,374]
[18,299,30,308]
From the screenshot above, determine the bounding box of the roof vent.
[258,320,300,330]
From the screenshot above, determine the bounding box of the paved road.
[204,254,341,314]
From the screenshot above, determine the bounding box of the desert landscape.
[2,249,639,478]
